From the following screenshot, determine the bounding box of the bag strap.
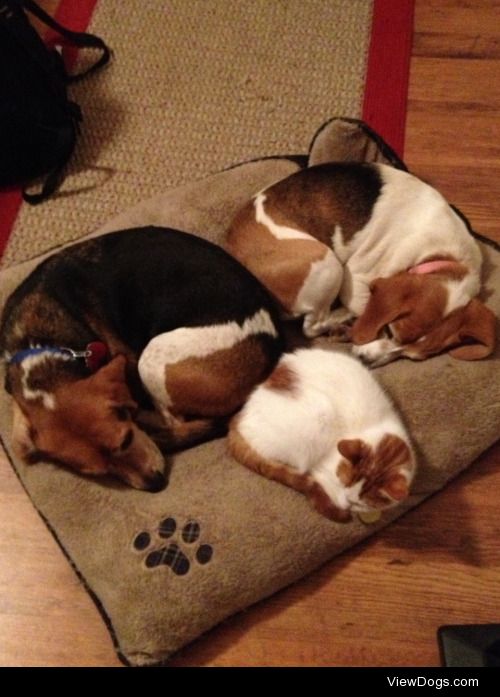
[23,163,68,205]
[21,99,82,205]
[16,0,110,203]
[20,0,111,82]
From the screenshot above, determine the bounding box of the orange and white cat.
[228,348,416,522]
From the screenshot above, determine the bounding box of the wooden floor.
[1,0,499,667]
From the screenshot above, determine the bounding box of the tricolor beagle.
[226,162,496,366]
[0,227,283,490]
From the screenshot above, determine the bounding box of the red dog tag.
[85,342,109,372]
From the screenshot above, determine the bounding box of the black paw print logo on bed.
[133,517,213,576]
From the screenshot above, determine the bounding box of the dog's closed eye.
[112,402,137,421]
[100,429,134,457]
[114,406,132,421]
[383,324,395,339]
[119,429,134,452]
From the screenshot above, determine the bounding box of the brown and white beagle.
[225,162,496,365]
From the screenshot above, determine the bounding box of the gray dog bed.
[0,118,499,666]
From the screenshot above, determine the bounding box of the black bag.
[0,0,110,204]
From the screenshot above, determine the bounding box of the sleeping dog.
[0,227,283,491]
[226,162,496,365]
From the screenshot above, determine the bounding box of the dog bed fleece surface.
[0,118,499,667]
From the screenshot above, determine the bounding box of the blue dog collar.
[8,346,74,364]
[8,342,109,372]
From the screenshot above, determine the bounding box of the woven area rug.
[1,0,415,264]
[1,0,400,266]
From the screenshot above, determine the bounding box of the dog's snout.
[357,353,371,366]
[145,470,167,493]
[352,338,404,368]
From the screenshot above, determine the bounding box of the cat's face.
[336,434,415,513]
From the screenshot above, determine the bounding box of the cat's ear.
[338,438,368,466]
[382,472,409,501]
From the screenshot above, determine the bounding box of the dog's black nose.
[146,471,167,493]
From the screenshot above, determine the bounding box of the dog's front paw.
[328,318,355,342]
[303,311,356,341]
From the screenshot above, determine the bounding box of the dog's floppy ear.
[403,298,496,361]
[351,276,411,344]
[448,299,496,360]
[352,273,452,346]
[89,355,137,408]
[96,354,127,383]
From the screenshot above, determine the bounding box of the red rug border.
[0,189,23,259]
[362,0,415,158]
[0,0,99,259]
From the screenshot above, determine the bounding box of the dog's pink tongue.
[85,342,109,372]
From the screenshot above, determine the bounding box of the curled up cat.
[228,348,416,523]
